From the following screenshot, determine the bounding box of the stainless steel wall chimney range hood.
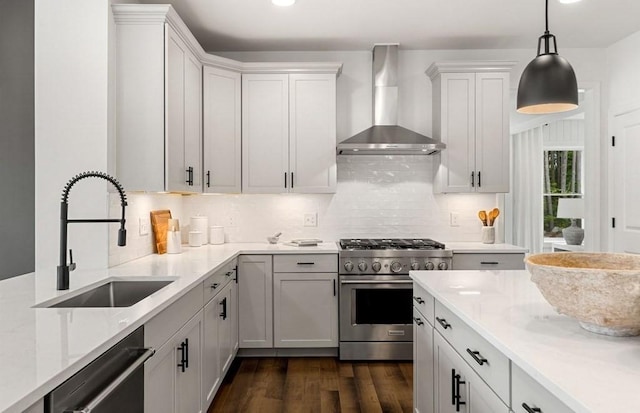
[337,44,445,155]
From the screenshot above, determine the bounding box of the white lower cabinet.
[238,255,273,348]
[145,310,203,413]
[273,272,338,347]
[512,363,573,413]
[433,332,508,413]
[202,280,237,408]
[413,307,434,413]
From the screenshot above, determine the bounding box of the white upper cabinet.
[203,66,242,193]
[113,6,202,192]
[242,72,338,194]
[427,62,514,194]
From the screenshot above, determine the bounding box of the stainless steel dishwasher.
[46,326,154,413]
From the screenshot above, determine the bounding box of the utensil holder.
[482,226,495,244]
[209,226,225,245]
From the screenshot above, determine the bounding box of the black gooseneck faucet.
[58,171,128,290]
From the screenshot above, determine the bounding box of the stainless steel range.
[338,238,452,360]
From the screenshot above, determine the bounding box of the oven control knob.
[390,261,403,273]
[438,262,449,270]
[411,262,421,271]
[425,261,435,271]
[344,261,354,272]
[358,262,368,272]
[372,261,382,272]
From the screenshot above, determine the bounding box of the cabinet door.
[145,339,176,413]
[414,308,434,413]
[166,26,188,192]
[231,279,239,355]
[202,296,221,408]
[433,332,508,413]
[218,282,235,374]
[289,74,337,193]
[238,255,273,348]
[474,73,509,193]
[436,73,476,193]
[183,49,202,191]
[242,74,289,193]
[203,66,241,193]
[176,311,203,413]
[273,272,338,347]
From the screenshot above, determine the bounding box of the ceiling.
[138,0,640,52]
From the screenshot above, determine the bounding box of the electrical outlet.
[139,218,150,236]
[304,213,318,227]
[450,212,460,227]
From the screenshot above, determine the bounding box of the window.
[543,150,583,237]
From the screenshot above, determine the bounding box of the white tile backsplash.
[109,156,499,266]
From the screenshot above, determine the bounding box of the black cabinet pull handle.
[177,341,187,372]
[451,369,456,405]
[184,338,189,368]
[480,261,499,265]
[466,348,488,365]
[333,279,336,296]
[478,171,481,187]
[413,317,424,326]
[225,271,232,277]
[436,317,451,329]
[471,171,475,187]
[206,170,211,188]
[185,167,194,186]
[522,403,542,413]
[291,172,294,188]
[297,262,315,265]
[210,283,219,290]
[220,297,227,320]
[413,296,425,304]
[454,372,466,412]
[284,172,287,188]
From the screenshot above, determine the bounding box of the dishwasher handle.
[64,347,155,413]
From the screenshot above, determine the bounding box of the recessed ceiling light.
[272,0,295,6]
[558,0,582,4]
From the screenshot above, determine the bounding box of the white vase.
[482,226,495,244]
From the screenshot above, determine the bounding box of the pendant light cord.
[545,0,549,34]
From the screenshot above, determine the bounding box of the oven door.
[339,275,413,342]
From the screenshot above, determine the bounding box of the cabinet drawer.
[512,363,574,413]
[412,282,434,326]
[145,285,203,350]
[203,259,236,303]
[273,254,337,273]
[434,300,510,404]
[452,253,525,270]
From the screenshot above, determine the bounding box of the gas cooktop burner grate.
[339,238,445,250]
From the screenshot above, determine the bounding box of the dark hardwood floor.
[207,357,413,413]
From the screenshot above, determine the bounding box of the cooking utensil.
[478,210,488,226]
[489,208,500,226]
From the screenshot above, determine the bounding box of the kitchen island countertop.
[410,269,640,413]
[0,242,338,413]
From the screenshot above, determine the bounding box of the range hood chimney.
[337,44,445,155]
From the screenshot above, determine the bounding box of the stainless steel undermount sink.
[41,279,175,308]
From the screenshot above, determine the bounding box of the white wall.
[35,0,112,273]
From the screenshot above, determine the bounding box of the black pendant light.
[517,0,578,114]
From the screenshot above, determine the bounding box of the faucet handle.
[68,249,76,272]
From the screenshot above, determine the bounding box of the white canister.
[209,226,225,245]
[190,216,209,244]
[481,226,496,244]
[189,231,204,247]
[167,230,182,254]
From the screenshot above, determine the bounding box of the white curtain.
[506,127,544,253]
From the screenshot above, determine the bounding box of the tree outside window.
[543,150,583,237]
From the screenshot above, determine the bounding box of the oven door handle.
[340,280,411,284]
[63,348,155,413]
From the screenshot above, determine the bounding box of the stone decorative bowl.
[525,252,640,336]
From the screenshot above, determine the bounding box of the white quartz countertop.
[0,242,338,413]
[446,242,528,253]
[410,269,640,413]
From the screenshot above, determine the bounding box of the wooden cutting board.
[150,210,172,254]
